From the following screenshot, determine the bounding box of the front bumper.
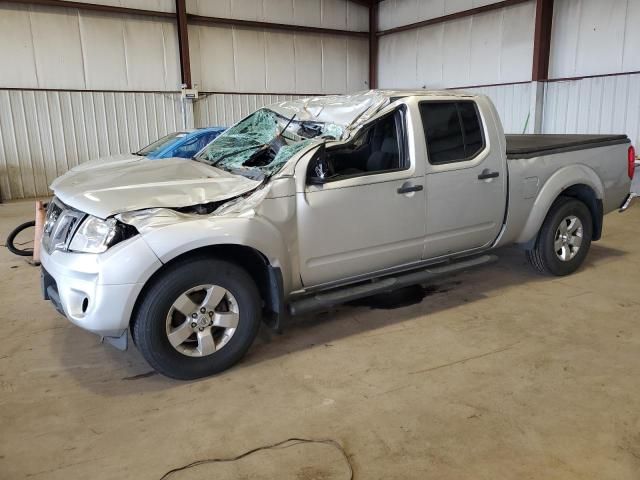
[40,235,163,340]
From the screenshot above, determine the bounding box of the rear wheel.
[526,197,593,276]
[132,257,261,379]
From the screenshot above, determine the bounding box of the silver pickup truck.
[40,90,637,379]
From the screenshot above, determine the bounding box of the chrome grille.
[42,198,86,254]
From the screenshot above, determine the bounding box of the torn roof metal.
[267,89,477,134]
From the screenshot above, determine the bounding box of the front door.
[296,109,427,287]
[419,99,507,258]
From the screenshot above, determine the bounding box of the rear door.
[418,99,507,259]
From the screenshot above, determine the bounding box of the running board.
[289,254,498,316]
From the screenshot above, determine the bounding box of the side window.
[419,101,485,165]
[324,110,406,179]
[458,102,484,158]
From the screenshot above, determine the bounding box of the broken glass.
[196,108,335,180]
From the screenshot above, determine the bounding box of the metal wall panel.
[71,0,175,12]
[378,1,535,89]
[186,0,368,31]
[0,3,181,91]
[193,93,306,128]
[464,82,533,133]
[0,90,188,201]
[542,73,640,150]
[189,25,369,94]
[378,0,505,31]
[549,0,640,79]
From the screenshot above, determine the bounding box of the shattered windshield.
[195,108,342,179]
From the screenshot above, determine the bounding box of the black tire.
[526,196,593,276]
[132,257,262,380]
[6,220,36,257]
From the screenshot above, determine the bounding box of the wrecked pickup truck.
[40,90,637,379]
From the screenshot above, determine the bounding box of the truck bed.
[506,134,629,159]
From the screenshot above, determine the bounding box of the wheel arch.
[130,244,286,340]
[516,165,604,245]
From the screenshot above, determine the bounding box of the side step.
[289,254,498,316]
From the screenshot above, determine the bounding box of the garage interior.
[1,0,640,478]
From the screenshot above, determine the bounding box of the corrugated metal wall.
[193,93,305,128]
[189,27,369,94]
[0,90,187,201]
[543,0,640,148]
[463,82,533,134]
[376,0,535,134]
[186,0,369,95]
[378,0,506,31]
[0,0,369,200]
[0,2,181,91]
[186,0,369,31]
[377,0,535,89]
[542,73,640,149]
[549,0,640,79]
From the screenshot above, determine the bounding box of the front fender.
[515,164,604,244]
[138,215,292,292]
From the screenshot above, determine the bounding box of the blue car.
[137,127,225,159]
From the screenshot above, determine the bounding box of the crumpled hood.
[50,158,261,219]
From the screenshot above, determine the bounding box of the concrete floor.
[1,198,640,480]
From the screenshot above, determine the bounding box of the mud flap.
[102,331,128,351]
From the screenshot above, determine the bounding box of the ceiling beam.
[531,0,554,81]
[377,0,531,36]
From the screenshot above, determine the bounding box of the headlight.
[69,216,137,253]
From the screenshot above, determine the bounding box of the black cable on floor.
[158,437,353,479]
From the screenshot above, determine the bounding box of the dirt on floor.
[1,198,639,480]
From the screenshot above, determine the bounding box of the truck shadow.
[54,243,628,394]
[242,243,628,368]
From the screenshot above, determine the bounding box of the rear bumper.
[619,193,639,213]
[40,235,162,339]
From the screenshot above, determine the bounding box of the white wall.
[187,0,369,94]
[187,0,368,31]
[544,0,640,147]
[193,93,306,129]
[542,73,640,149]
[0,3,181,91]
[378,0,507,31]
[190,26,368,94]
[0,0,371,200]
[549,0,640,79]
[464,82,534,134]
[377,1,535,89]
[0,90,187,200]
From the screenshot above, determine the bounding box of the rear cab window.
[419,101,485,165]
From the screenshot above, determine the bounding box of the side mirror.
[307,144,333,185]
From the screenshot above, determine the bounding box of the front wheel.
[132,257,262,379]
[526,197,593,276]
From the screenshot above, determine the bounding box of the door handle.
[478,170,500,180]
[397,184,424,194]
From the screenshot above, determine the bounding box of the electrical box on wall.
[181,88,199,99]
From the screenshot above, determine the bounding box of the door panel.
[297,175,426,287]
[420,100,507,259]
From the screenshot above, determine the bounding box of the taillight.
[629,146,636,180]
